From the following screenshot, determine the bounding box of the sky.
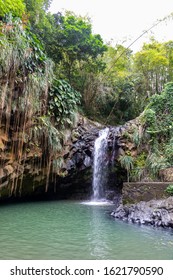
[49,0,173,52]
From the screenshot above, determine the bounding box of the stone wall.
[122,182,171,204]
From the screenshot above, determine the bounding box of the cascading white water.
[92,127,109,201]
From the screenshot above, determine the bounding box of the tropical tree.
[24,0,52,25]
[164,40,173,81]
[45,12,107,83]
[87,44,139,124]
[133,38,169,97]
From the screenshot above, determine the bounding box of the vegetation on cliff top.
[0,13,82,194]
[119,82,173,182]
[1,1,173,125]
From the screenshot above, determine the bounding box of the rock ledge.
[111,196,173,228]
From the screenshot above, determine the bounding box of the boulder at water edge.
[111,196,173,228]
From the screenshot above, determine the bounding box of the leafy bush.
[49,79,81,128]
[38,116,63,153]
[119,154,134,182]
[0,0,25,18]
[165,185,173,195]
[164,138,173,165]
[164,82,173,96]
[144,82,173,135]
[132,128,142,147]
[143,108,157,128]
[0,16,49,75]
[146,153,170,178]
[137,82,173,180]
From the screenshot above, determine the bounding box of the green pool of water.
[0,200,173,259]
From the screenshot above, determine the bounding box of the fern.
[38,116,62,153]
[119,154,134,182]
[146,153,170,178]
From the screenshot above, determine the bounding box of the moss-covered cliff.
[0,19,100,201]
[115,82,173,184]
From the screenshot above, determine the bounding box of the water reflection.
[88,205,110,259]
[1,201,173,259]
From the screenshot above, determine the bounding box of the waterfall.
[92,128,109,201]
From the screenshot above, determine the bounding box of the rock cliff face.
[1,109,171,205]
[0,112,127,202]
[0,115,101,201]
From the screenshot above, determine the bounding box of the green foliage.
[30,115,68,179]
[40,11,107,87]
[165,185,173,195]
[119,154,134,171]
[38,116,62,152]
[134,152,147,168]
[145,153,170,178]
[2,8,173,127]
[50,12,107,64]
[130,168,144,182]
[101,38,173,125]
[49,79,81,128]
[133,38,169,96]
[24,31,48,73]
[0,17,53,126]
[0,0,25,18]
[85,44,140,124]
[164,138,173,165]
[143,82,173,136]
[130,152,147,181]
[0,16,49,76]
[111,78,137,123]
[142,109,157,130]
[132,128,141,147]
[119,154,134,182]
[24,0,52,33]
[104,45,132,80]
[25,0,51,13]
[135,82,173,180]
[28,10,107,119]
[164,81,173,96]
[122,131,132,141]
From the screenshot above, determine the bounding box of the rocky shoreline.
[111,196,173,229]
